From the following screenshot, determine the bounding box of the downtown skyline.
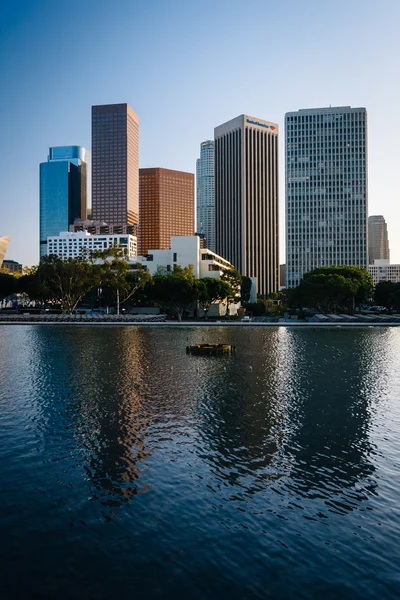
[1,0,399,266]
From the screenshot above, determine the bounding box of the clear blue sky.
[1,0,399,266]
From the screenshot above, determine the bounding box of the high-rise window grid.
[285,107,368,287]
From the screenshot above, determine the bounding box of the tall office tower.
[196,140,215,252]
[285,106,368,287]
[368,215,389,264]
[91,103,139,230]
[0,236,11,267]
[40,146,88,257]
[214,114,279,296]
[139,168,194,255]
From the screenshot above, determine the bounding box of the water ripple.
[0,325,400,599]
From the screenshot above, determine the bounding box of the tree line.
[0,249,251,320]
[284,266,374,313]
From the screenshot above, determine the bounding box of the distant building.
[40,146,88,258]
[368,215,389,264]
[195,232,206,249]
[215,114,279,296]
[92,103,139,229]
[47,231,137,260]
[286,106,368,287]
[368,260,400,285]
[0,236,11,267]
[139,168,194,255]
[196,140,215,251]
[2,260,22,273]
[280,264,286,288]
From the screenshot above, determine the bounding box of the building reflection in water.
[71,327,154,507]
[280,328,390,511]
[24,326,155,510]
[186,327,390,514]
[21,325,393,518]
[191,328,297,493]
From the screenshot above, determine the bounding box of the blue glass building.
[40,146,88,258]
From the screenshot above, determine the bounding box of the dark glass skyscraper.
[39,146,88,258]
[91,103,139,231]
[214,114,279,296]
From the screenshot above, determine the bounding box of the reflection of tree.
[72,328,153,508]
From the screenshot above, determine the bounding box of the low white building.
[47,231,137,260]
[137,235,233,278]
[369,259,400,285]
[133,236,240,316]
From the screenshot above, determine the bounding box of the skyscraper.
[214,114,279,296]
[139,168,194,255]
[285,106,368,287]
[368,215,389,264]
[40,146,88,258]
[91,103,139,230]
[196,140,215,252]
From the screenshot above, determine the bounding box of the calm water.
[0,326,399,599]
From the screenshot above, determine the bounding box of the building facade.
[47,231,137,260]
[139,168,194,255]
[196,140,215,252]
[214,114,279,296]
[368,215,389,264]
[368,260,400,285]
[40,146,88,258]
[137,235,233,278]
[70,218,137,236]
[2,260,22,273]
[92,103,139,228]
[285,106,368,287]
[0,236,11,268]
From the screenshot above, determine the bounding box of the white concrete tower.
[285,106,368,287]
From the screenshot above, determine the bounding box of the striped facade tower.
[214,115,279,295]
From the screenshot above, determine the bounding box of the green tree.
[38,255,101,313]
[150,265,198,321]
[306,266,373,308]
[221,268,242,315]
[17,266,49,308]
[0,272,16,303]
[374,281,400,308]
[288,266,372,314]
[242,301,265,317]
[240,276,252,303]
[91,247,151,314]
[196,277,230,319]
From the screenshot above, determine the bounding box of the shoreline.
[1,319,400,328]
